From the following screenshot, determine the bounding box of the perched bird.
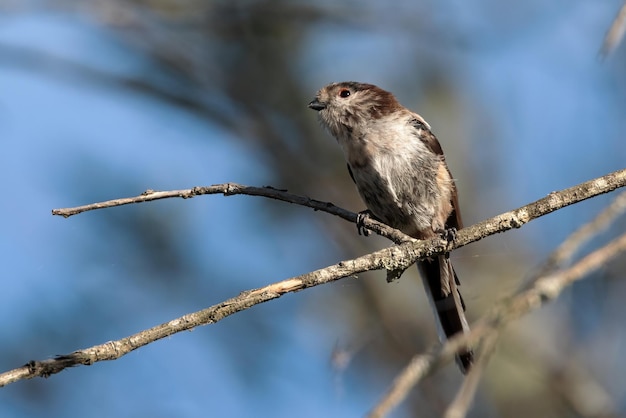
[308,81,473,373]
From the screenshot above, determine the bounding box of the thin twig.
[52,184,413,244]
[52,169,626,246]
[52,170,626,220]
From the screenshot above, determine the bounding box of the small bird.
[308,81,473,373]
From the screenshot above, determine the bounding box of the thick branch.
[1,169,624,387]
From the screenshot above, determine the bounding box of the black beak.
[308,98,326,111]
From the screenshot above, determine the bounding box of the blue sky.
[1,2,625,417]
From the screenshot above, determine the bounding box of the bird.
[308,81,473,373]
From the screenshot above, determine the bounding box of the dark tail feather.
[418,256,474,373]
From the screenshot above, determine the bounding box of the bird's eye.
[339,89,351,98]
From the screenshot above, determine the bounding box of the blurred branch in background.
[371,190,626,418]
[600,0,626,58]
[530,190,626,281]
[0,42,227,122]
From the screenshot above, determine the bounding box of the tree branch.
[443,333,498,418]
[1,169,624,388]
[368,211,626,418]
[52,169,626,244]
[52,184,413,244]
[600,0,626,58]
[538,189,626,275]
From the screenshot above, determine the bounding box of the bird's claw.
[356,210,373,236]
[439,227,457,257]
[441,227,457,243]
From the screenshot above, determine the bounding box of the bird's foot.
[439,227,457,257]
[356,210,373,237]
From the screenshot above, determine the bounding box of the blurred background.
[1,1,625,417]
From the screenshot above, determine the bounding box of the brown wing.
[447,179,463,230]
[409,117,462,230]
